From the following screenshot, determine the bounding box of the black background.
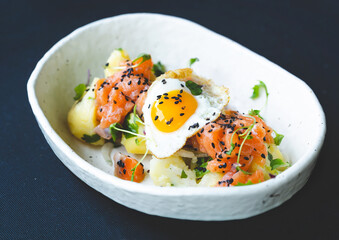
[1,0,338,239]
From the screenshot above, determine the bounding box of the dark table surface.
[1,0,338,239]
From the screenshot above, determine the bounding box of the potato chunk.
[104,48,130,78]
[68,78,104,145]
[150,155,197,187]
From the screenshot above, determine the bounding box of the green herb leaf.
[81,134,100,143]
[195,157,212,178]
[270,158,287,170]
[124,113,139,139]
[189,57,199,67]
[109,123,122,142]
[236,180,254,186]
[274,132,284,146]
[181,170,188,179]
[251,80,269,100]
[185,80,202,96]
[73,83,87,100]
[248,109,263,119]
[115,47,123,51]
[268,151,273,161]
[152,61,166,77]
[132,53,151,67]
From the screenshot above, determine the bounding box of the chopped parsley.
[152,61,166,77]
[189,57,199,67]
[109,123,122,142]
[195,157,212,178]
[81,134,100,143]
[180,170,188,179]
[273,131,284,146]
[236,180,254,186]
[185,80,202,96]
[73,83,87,100]
[123,106,143,139]
[270,158,287,170]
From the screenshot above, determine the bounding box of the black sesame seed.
[211,143,215,148]
[159,101,164,104]
[180,113,184,116]
[244,156,249,160]
[261,153,266,158]
[166,118,173,125]
[117,160,125,168]
[154,116,158,121]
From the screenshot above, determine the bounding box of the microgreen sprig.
[189,57,199,67]
[110,124,147,139]
[225,115,257,175]
[131,146,149,182]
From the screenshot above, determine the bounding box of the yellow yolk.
[151,90,198,133]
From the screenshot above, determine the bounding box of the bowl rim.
[27,13,326,197]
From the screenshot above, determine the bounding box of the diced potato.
[104,48,130,78]
[68,78,105,145]
[149,155,197,187]
[269,144,284,161]
[120,112,147,154]
[121,134,147,154]
[199,172,223,187]
[249,144,288,180]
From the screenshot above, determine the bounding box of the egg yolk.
[151,89,198,133]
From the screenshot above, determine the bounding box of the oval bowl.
[27,13,326,221]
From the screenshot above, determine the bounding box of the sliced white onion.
[95,126,111,139]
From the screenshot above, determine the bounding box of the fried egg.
[142,69,229,158]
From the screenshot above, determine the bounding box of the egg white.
[142,74,229,158]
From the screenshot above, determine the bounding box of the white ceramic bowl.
[27,13,326,221]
